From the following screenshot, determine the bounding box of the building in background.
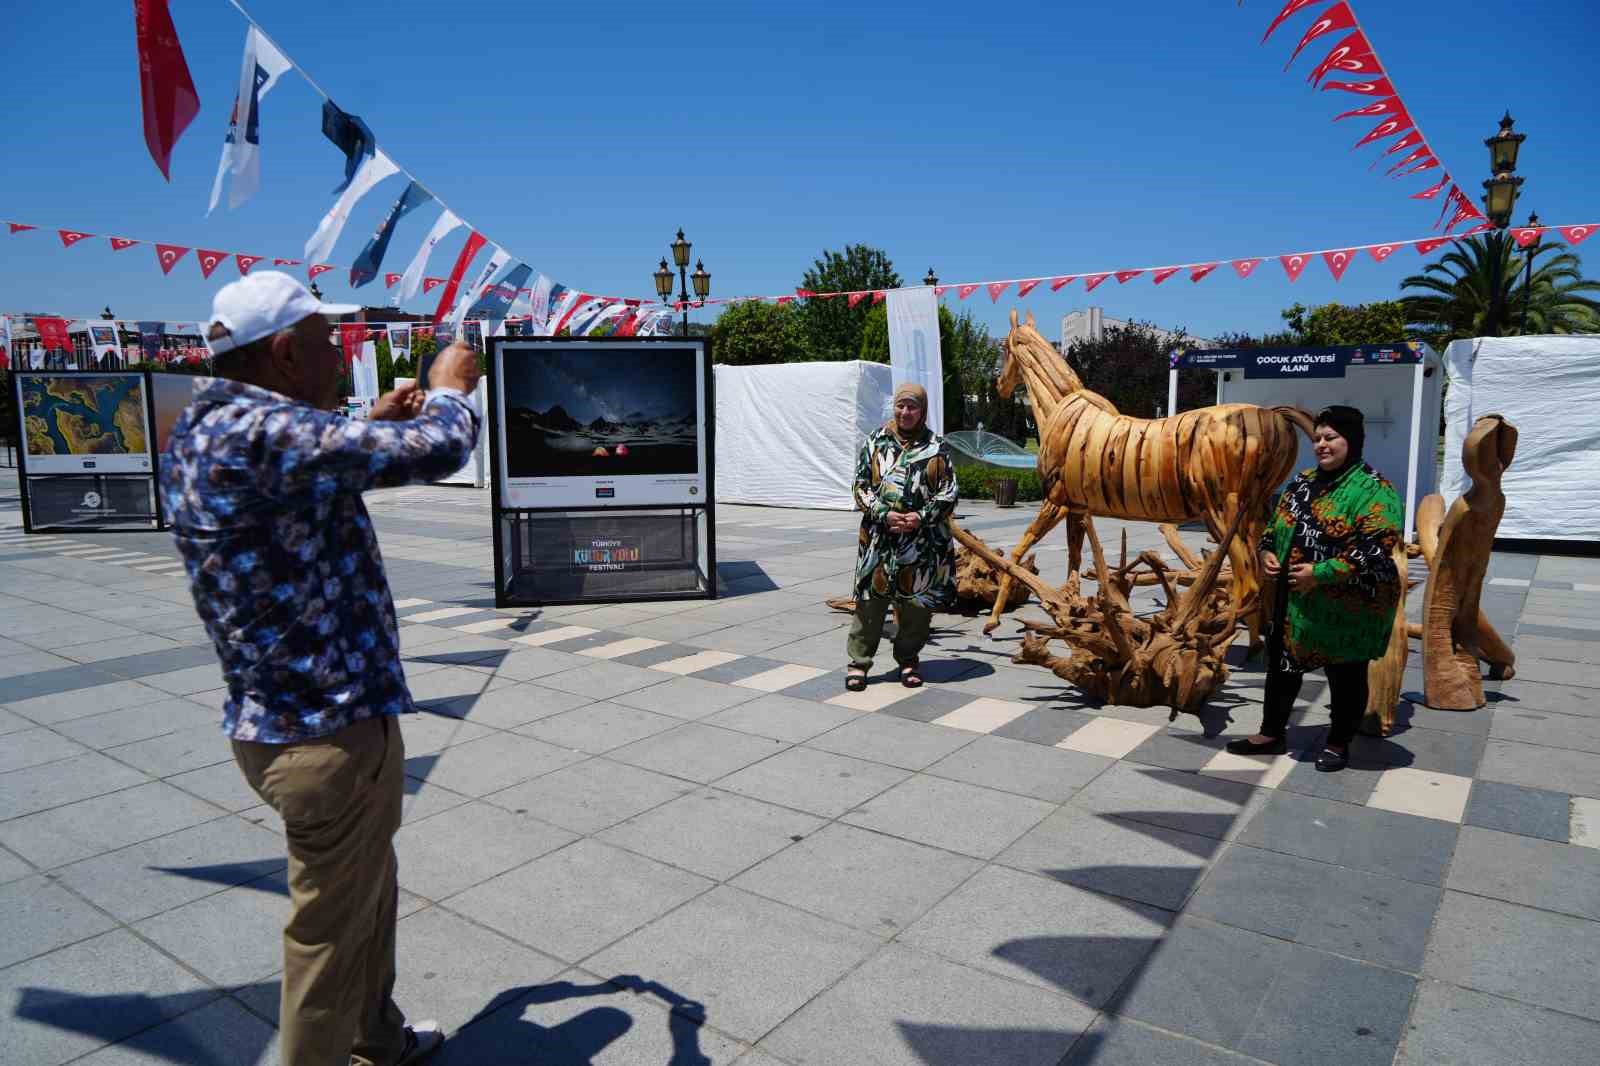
[1059,307,1209,351]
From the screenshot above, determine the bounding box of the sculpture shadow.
[13,983,277,1066]
[145,863,287,897]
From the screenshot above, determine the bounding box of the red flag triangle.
[775,295,794,304]
[1016,279,1043,297]
[1560,224,1596,246]
[273,257,302,266]
[934,286,949,297]
[1049,276,1076,291]
[1333,95,1404,123]
[1280,254,1311,282]
[58,229,94,248]
[8,223,37,234]
[308,264,335,280]
[1322,249,1356,281]
[421,277,446,293]
[133,0,200,180]
[1415,238,1451,256]
[236,254,263,275]
[1382,130,1425,157]
[1308,30,1378,86]
[1151,267,1180,285]
[1367,243,1400,263]
[1190,263,1219,282]
[108,237,139,251]
[1114,270,1144,284]
[1232,258,1263,278]
[1511,228,1542,249]
[1320,77,1394,96]
[196,248,227,279]
[385,272,403,288]
[847,292,867,308]
[988,281,1011,302]
[1352,114,1413,150]
[1082,274,1110,292]
[872,291,886,304]
[957,284,980,300]
[155,242,189,275]
[1261,0,1322,43]
[1285,2,1356,69]
[1410,175,1450,200]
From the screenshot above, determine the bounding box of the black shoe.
[1314,747,1349,772]
[1225,736,1286,756]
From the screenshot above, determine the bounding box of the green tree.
[1064,321,1205,419]
[374,338,396,392]
[799,245,901,359]
[708,300,811,364]
[1278,300,1407,346]
[1400,233,1600,342]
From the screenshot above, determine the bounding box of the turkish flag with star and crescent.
[1232,259,1262,278]
[1114,270,1144,284]
[236,254,264,275]
[58,229,93,248]
[1367,243,1400,263]
[1323,249,1356,281]
[1190,263,1219,282]
[1280,254,1311,282]
[957,284,980,300]
[8,223,37,234]
[1016,279,1043,297]
[1284,2,1356,69]
[1334,96,1405,123]
[155,243,189,274]
[422,277,446,294]
[109,237,139,251]
[1152,267,1180,285]
[1049,276,1076,291]
[1261,0,1322,43]
[988,282,1011,302]
[1308,31,1379,85]
[1415,237,1452,256]
[1352,113,1414,150]
[196,249,227,279]
[273,257,301,266]
[385,272,403,288]
[1561,225,1595,246]
[1320,77,1394,96]
[308,264,335,280]
[1082,274,1110,292]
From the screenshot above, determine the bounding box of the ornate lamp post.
[923,267,938,288]
[1520,209,1540,334]
[655,228,710,338]
[1481,111,1525,336]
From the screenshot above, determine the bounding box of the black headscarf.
[1314,405,1365,472]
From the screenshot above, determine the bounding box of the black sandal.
[845,669,868,692]
[899,663,924,688]
[1315,746,1349,773]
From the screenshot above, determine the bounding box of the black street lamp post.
[923,267,938,288]
[1481,111,1526,337]
[653,229,710,338]
[1521,209,1540,335]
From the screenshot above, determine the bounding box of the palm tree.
[1400,232,1600,341]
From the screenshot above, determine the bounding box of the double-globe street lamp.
[653,229,710,337]
[1481,111,1526,336]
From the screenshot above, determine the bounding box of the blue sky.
[2,0,1596,342]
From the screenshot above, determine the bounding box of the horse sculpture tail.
[1272,405,1318,441]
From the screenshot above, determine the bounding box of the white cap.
[204,271,360,355]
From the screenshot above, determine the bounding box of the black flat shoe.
[1225,736,1286,756]
[1315,747,1349,772]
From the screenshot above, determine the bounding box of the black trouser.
[1259,661,1368,747]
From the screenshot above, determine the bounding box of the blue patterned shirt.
[161,379,480,743]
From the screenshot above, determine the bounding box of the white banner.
[447,244,509,331]
[886,286,944,435]
[305,150,400,264]
[208,26,293,214]
[396,209,461,303]
[352,340,381,401]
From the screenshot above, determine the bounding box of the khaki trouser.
[847,596,933,669]
[233,715,408,1066]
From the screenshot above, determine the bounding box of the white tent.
[715,360,893,510]
[1441,335,1600,543]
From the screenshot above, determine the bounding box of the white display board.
[715,360,893,510]
[436,378,488,488]
[1441,335,1600,543]
[16,371,154,475]
[493,339,708,509]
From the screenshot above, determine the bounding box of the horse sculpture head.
[997,309,1033,398]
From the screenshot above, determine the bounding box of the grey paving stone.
[1462,779,1570,842]
[1424,890,1600,1021]
[732,822,983,937]
[683,654,786,686]
[135,662,227,697]
[0,874,119,968]
[133,873,289,986]
[1392,699,1495,736]
[1187,843,1442,973]
[598,788,822,881]
[805,713,976,771]
[1480,737,1600,799]
[0,650,79,680]
[0,726,90,774]
[79,644,220,681]
[1,678,170,725]
[992,705,1101,746]
[395,801,577,901]
[760,942,1092,1066]
[1395,979,1600,1066]
[902,864,1169,1006]
[69,995,279,1066]
[700,692,862,742]
[448,838,711,963]
[0,704,34,735]
[0,845,34,884]
[393,906,567,1036]
[408,731,587,797]
[0,663,125,704]
[1274,755,1382,805]
[715,745,910,818]
[585,884,881,1043]
[843,774,1057,860]
[53,816,285,922]
[1445,825,1600,921]
[1113,916,1414,1066]
[1062,1015,1260,1065]
[395,711,496,756]
[0,929,218,1066]
[1070,762,1258,843]
[50,697,217,750]
[0,781,225,869]
[1492,705,1600,754]
[1125,729,1226,773]
[535,661,673,702]
[164,759,264,812]
[1359,725,1486,776]
[477,647,592,685]
[608,674,763,719]
[925,734,1112,804]
[1236,789,1459,885]
[999,807,1221,911]
[1495,679,1600,719]
[101,722,233,778]
[483,757,697,835]
[0,751,151,819]
[515,700,681,754]
[606,722,788,784]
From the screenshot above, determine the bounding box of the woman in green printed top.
[1226,405,1403,773]
[845,383,959,691]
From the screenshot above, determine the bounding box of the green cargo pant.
[847,596,933,669]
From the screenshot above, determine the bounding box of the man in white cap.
[161,272,479,1065]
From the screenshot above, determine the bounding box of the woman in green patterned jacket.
[1226,405,1403,772]
[845,383,959,691]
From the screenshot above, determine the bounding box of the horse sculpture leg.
[1204,495,1257,654]
[984,498,1067,635]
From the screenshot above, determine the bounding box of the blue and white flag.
[565,298,615,337]
[320,100,377,195]
[447,245,511,330]
[469,262,532,338]
[396,209,462,304]
[350,180,433,288]
[305,149,399,265]
[542,284,575,335]
[207,27,292,214]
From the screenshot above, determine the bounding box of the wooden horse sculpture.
[987,310,1312,642]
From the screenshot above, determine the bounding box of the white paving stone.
[453,618,516,634]
[825,682,918,712]
[932,697,1032,733]
[1056,717,1160,759]
[511,625,597,647]
[1199,748,1297,789]
[650,649,744,675]
[391,598,433,609]
[1366,767,1473,823]
[734,663,830,692]
[579,637,667,660]
[405,606,481,624]
[1571,797,1600,850]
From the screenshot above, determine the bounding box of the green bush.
[954,464,1044,502]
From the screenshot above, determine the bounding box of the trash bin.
[993,476,1019,508]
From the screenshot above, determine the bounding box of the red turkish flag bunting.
[1320,77,1394,96]
[1334,96,1404,122]
[1152,267,1180,285]
[1353,113,1413,150]
[196,249,227,279]
[957,284,980,300]
[8,223,36,234]
[1415,237,1452,255]
[1261,0,1322,43]
[1280,254,1311,282]
[1308,31,1379,86]
[1410,175,1450,200]
[154,243,189,274]
[273,257,302,266]
[872,291,886,304]
[1385,146,1432,175]
[133,0,200,180]
[384,272,403,288]
[235,254,263,275]
[1082,273,1110,292]
[1285,2,1356,68]
[1190,263,1219,282]
[847,292,868,308]
[1232,258,1263,278]
[988,282,1011,302]
[421,277,446,293]
[795,288,815,298]
[1367,243,1401,262]
[108,237,139,251]
[1016,279,1043,297]
[1399,157,1440,177]
[1463,222,1495,237]
[1049,276,1076,291]
[1561,224,1596,246]
[934,286,949,297]
[1380,130,1425,157]
[775,295,794,304]
[1445,202,1483,233]
[308,263,335,280]
[58,229,93,248]
[1323,249,1356,281]
[1114,270,1144,284]
[1511,227,1542,248]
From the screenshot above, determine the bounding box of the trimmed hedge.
[955,464,1044,502]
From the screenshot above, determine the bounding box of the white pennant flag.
[447,244,510,330]
[208,27,292,214]
[304,150,400,264]
[525,274,554,333]
[566,299,615,336]
[583,302,632,335]
[395,209,461,303]
[544,288,580,335]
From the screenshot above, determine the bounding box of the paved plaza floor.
[2,470,1599,1065]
